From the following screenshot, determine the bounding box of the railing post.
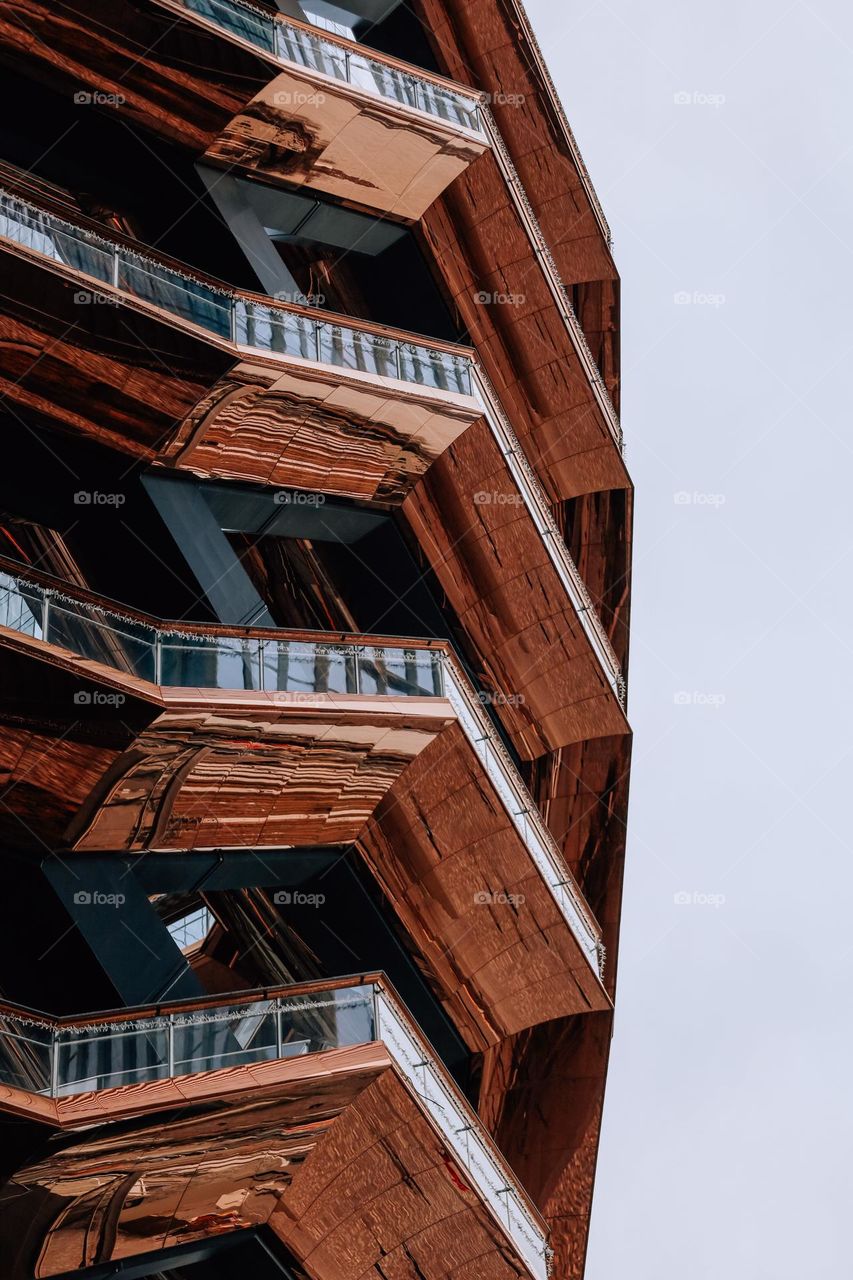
[167,1014,174,1078]
[42,590,50,641]
[258,639,265,692]
[353,647,361,695]
[111,249,120,290]
[344,48,351,85]
[153,634,162,685]
[275,999,283,1059]
[49,1028,59,1098]
[371,983,380,1043]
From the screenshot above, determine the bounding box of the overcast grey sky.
[524,2,853,1275]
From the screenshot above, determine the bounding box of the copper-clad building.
[0,2,631,1277]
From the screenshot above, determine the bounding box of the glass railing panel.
[118,258,232,338]
[270,15,482,132]
[2,984,377,1098]
[45,601,156,680]
[0,191,476,399]
[233,298,316,359]
[185,0,276,53]
[172,1003,278,1073]
[317,323,399,379]
[0,1017,52,1092]
[159,636,262,690]
[56,1027,169,1094]
[261,640,358,695]
[357,647,444,697]
[0,198,114,284]
[398,343,471,395]
[276,22,348,80]
[0,573,43,638]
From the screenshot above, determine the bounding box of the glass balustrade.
[0,985,375,1096]
[0,191,474,396]
[177,0,483,133]
[0,572,445,697]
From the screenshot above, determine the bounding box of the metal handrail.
[0,188,474,397]
[168,0,485,134]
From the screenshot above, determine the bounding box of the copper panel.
[414,0,615,277]
[0,635,606,1045]
[359,722,610,1050]
[405,420,628,757]
[66,692,450,853]
[422,174,628,500]
[162,362,477,502]
[204,72,487,221]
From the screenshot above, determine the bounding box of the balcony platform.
[0,978,550,1280]
[0,0,488,220]
[0,568,610,1042]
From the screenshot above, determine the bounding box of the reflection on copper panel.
[204,74,487,221]
[69,696,448,853]
[162,362,477,502]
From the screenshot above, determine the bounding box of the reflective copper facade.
[0,3,631,1278]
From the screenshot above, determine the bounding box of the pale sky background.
[523,2,853,1275]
